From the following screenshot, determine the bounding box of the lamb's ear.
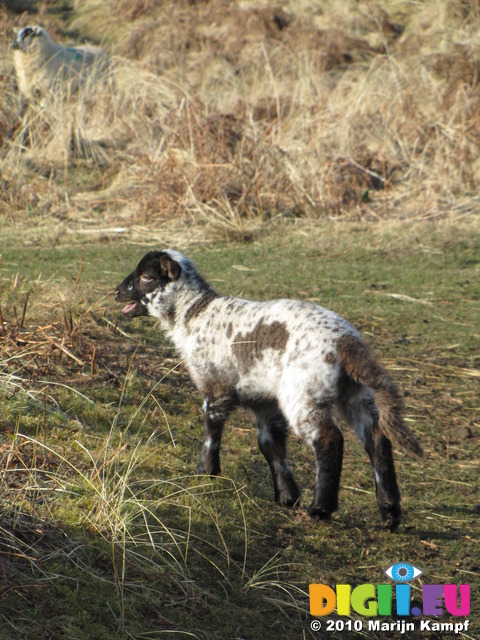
[159,254,181,281]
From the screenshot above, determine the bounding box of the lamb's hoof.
[275,482,301,507]
[307,504,332,521]
[195,462,220,476]
[379,504,401,532]
[277,492,300,508]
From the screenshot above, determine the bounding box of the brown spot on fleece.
[336,334,423,456]
[232,319,289,373]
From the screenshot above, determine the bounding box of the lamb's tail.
[337,334,423,457]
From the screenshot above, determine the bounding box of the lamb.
[12,25,110,100]
[115,250,423,531]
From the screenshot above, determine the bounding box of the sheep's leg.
[307,406,344,520]
[367,433,401,531]
[338,388,401,531]
[196,397,232,476]
[255,403,300,507]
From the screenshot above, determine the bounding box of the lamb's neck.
[155,283,218,342]
[179,284,218,321]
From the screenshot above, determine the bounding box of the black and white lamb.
[116,249,423,531]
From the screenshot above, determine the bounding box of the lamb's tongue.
[122,302,137,314]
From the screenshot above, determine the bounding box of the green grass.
[0,219,479,639]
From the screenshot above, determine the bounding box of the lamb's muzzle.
[116,249,423,531]
[114,284,147,318]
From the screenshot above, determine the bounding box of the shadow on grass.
[0,476,316,640]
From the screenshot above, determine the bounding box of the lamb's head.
[115,250,198,322]
[12,26,51,53]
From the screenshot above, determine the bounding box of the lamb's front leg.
[196,396,233,476]
[255,402,300,507]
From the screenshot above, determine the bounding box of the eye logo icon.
[385,563,423,582]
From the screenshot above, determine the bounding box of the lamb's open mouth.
[122,302,138,315]
[115,285,147,317]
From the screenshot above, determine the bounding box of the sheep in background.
[12,25,111,100]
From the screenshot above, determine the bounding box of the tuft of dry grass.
[1,0,480,239]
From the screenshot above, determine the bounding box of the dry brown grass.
[1,0,480,238]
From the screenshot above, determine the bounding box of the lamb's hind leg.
[304,403,344,520]
[282,397,344,519]
[255,403,300,507]
[339,388,401,531]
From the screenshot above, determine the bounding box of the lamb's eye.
[385,563,423,582]
[140,274,154,283]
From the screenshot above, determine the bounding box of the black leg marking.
[366,433,401,531]
[308,407,344,520]
[255,404,300,507]
[338,389,401,531]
